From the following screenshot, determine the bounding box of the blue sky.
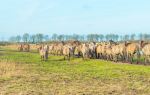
[0,0,150,39]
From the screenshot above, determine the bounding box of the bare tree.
[30,35,36,43]
[131,34,136,41]
[99,34,104,41]
[44,35,49,42]
[22,33,30,43]
[52,34,58,41]
[16,35,21,43]
[36,34,44,43]
[123,35,129,41]
[139,34,144,41]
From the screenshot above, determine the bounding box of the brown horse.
[105,43,113,61]
[111,43,126,62]
[125,42,140,64]
[18,44,30,52]
[18,44,23,51]
[141,41,150,64]
[76,44,82,58]
[23,44,30,52]
[96,42,107,59]
[81,43,90,60]
[39,45,49,61]
[63,45,74,60]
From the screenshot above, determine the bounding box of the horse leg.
[125,54,128,63]
[108,55,111,61]
[144,56,150,65]
[96,53,99,59]
[77,51,79,57]
[130,55,134,64]
[82,53,84,60]
[101,53,103,59]
[117,55,119,62]
[41,56,43,61]
[111,55,113,61]
[100,53,102,59]
[43,54,45,61]
[148,57,150,65]
[97,53,100,59]
[68,53,71,61]
[41,56,42,61]
[120,55,124,62]
[107,55,110,61]
[144,57,147,65]
[68,55,70,61]
[123,54,127,63]
[46,52,48,60]
[113,55,117,62]
[64,56,66,60]
[127,54,131,63]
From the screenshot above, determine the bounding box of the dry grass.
[0,62,26,78]
[0,61,149,95]
[0,44,39,51]
[0,44,18,50]
[0,62,29,95]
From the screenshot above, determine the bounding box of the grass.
[0,48,150,95]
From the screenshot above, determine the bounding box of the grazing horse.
[140,41,150,64]
[96,42,106,59]
[55,42,64,56]
[18,44,23,51]
[105,43,115,61]
[18,44,30,52]
[81,43,90,60]
[102,41,116,61]
[75,44,82,58]
[49,44,54,55]
[23,44,30,52]
[111,43,126,62]
[89,42,96,58]
[63,45,74,60]
[125,42,140,64]
[39,45,49,61]
[36,44,41,52]
[64,40,81,58]
[96,44,102,59]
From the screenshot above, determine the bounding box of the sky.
[0,0,150,39]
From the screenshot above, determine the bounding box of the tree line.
[8,33,150,43]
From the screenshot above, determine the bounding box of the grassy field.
[0,48,150,95]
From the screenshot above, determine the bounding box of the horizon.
[1,0,150,39]
[2,33,149,42]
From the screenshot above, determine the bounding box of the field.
[0,47,150,95]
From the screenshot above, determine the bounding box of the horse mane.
[125,41,132,46]
[109,40,117,45]
[140,41,149,48]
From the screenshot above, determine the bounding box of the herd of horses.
[18,40,150,65]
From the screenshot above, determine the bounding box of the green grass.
[0,48,150,95]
